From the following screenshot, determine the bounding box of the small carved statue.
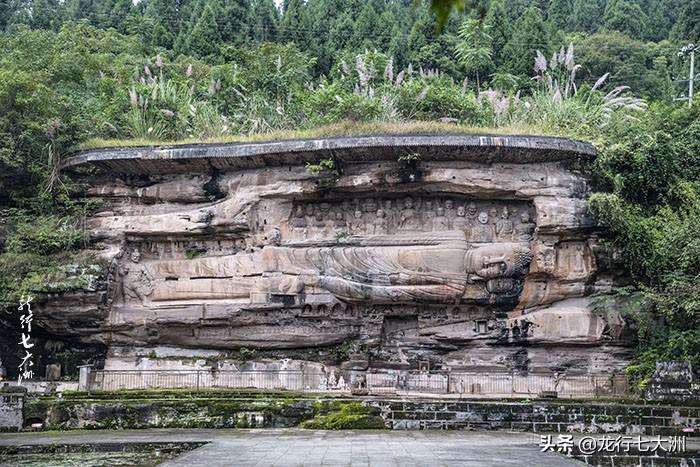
[444,198,457,221]
[537,246,556,274]
[119,248,154,306]
[398,196,421,231]
[350,210,366,235]
[333,211,347,233]
[466,201,478,221]
[363,198,377,214]
[372,209,388,234]
[319,202,332,217]
[488,207,499,223]
[432,207,449,231]
[471,212,494,242]
[382,199,397,232]
[314,211,328,236]
[573,244,585,273]
[513,211,535,242]
[495,206,514,241]
[304,203,315,224]
[269,227,281,246]
[422,200,436,230]
[452,205,469,233]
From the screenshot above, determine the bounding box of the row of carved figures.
[288,197,535,242]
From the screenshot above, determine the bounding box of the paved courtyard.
[0,428,584,466]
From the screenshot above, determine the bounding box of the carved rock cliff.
[43,135,634,374]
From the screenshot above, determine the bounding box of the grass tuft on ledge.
[75,121,576,152]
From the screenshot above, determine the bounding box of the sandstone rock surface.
[45,135,633,374]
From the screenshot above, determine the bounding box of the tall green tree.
[104,0,134,34]
[576,31,673,101]
[351,0,384,52]
[143,0,184,50]
[455,19,492,90]
[602,0,649,39]
[501,0,529,28]
[0,0,15,30]
[279,0,310,47]
[547,0,572,32]
[407,4,463,79]
[670,0,700,43]
[645,0,681,42]
[30,0,60,30]
[186,2,222,58]
[250,0,279,43]
[502,6,551,79]
[385,8,409,72]
[175,0,205,55]
[65,0,100,26]
[215,0,250,45]
[484,0,512,70]
[569,0,603,33]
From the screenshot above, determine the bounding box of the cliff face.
[44,135,634,373]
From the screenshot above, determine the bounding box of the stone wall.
[370,400,699,435]
[22,391,700,436]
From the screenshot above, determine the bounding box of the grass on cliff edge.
[76,121,574,152]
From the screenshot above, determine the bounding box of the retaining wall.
[369,400,699,435]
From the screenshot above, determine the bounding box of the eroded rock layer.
[46,135,634,373]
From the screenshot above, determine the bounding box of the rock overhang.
[62,134,595,175]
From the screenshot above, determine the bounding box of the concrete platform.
[0,428,584,466]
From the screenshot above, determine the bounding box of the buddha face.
[445,199,454,209]
[457,206,466,217]
[404,197,414,209]
[425,201,433,210]
[376,209,385,218]
[467,202,477,216]
[478,212,489,224]
[436,207,445,216]
[354,210,363,219]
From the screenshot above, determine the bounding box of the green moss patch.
[301,402,386,430]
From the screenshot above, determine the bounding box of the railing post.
[77,364,94,391]
[196,370,200,391]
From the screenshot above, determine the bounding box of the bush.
[394,76,481,123]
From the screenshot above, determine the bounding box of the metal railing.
[89,369,350,393]
[447,372,629,398]
[86,368,629,398]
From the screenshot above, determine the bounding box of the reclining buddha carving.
[115,195,535,309]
